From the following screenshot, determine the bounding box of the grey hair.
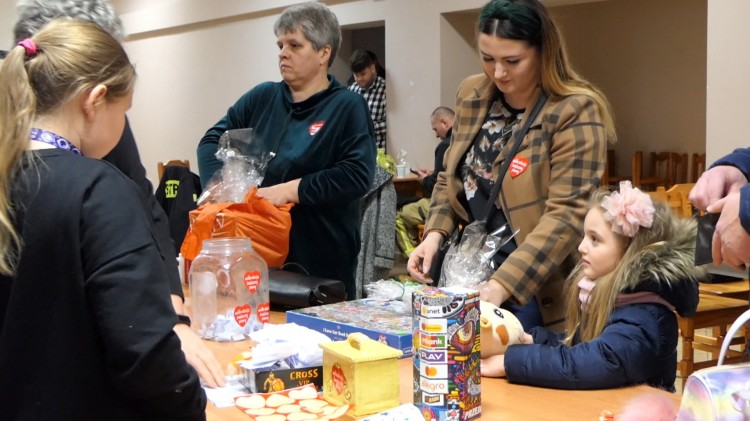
[273,2,341,67]
[13,0,125,43]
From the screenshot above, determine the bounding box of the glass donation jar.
[189,238,269,341]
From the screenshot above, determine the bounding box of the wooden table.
[393,174,423,202]
[698,279,750,300]
[202,312,681,420]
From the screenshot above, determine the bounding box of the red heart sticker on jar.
[243,271,260,293]
[257,302,270,323]
[234,304,251,327]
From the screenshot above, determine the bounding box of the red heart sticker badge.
[257,302,270,323]
[234,304,251,327]
[331,363,347,395]
[243,271,260,294]
[309,121,325,136]
[509,156,530,178]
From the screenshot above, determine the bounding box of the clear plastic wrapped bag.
[440,221,519,290]
[198,128,273,205]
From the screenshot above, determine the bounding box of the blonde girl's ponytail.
[0,44,38,275]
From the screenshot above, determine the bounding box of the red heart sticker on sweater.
[234,304,251,327]
[309,121,325,136]
[243,271,260,293]
[509,156,530,178]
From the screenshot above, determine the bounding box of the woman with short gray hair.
[198,2,376,300]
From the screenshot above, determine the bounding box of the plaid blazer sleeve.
[493,94,608,303]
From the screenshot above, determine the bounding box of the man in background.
[349,49,387,150]
[396,106,454,256]
[13,0,224,387]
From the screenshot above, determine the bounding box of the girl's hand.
[407,231,443,283]
[480,354,506,377]
[521,333,533,344]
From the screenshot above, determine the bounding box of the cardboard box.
[286,299,413,358]
[413,287,482,421]
[239,362,322,393]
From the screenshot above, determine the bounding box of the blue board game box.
[286,299,413,358]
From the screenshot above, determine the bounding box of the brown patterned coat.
[425,73,609,329]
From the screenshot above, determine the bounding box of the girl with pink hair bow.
[481,181,703,392]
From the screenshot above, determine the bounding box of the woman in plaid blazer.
[407,0,616,330]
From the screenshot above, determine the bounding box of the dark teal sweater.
[197,77,376,297]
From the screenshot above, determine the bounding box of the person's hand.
[520,332,533,344]
[689,165,747,211]
[407,231,443,283]
[415,169,433,181]
[173,323,226,388]
[257,179,300,206]
[707,191,750,269]
[480,354,506,377]
[479,278,512,307]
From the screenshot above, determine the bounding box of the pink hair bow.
[601,181,654,237]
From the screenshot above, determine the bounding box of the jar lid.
[202,238,254,254]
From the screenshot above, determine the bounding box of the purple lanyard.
[29,128,82,156]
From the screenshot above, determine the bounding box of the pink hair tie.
[17,39,38,58]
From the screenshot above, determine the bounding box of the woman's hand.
[480,354,506,377]
[407,231,443,283]
[479,278,512,307]
[257,179,301,206]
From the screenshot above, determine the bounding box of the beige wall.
[2,0,736,186]
[706,0,750,164]
[552,0,707,178]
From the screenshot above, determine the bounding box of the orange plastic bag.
[180,188,293,268]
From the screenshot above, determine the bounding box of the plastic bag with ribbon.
[440,221,519,290]
[198,128,273,205]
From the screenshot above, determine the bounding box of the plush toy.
[479,300,525,358]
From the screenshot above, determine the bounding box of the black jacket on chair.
[155,165,202,250]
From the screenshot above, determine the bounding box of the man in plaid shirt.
[349,50,386,150]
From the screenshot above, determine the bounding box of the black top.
[0,149,205,420]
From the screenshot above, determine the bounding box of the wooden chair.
[602,149,625,188]
[691,153,706,183]
[664,183,695,218]
[677,294,750,382]
[632,151,664,190]
[157,159,190,180]
[632,151,688,190]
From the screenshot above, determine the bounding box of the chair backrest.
[646,183,695,218]
[691,153,706,183]
[649,152,688,187]
[157,159,190,180]
[664,183,696,218]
